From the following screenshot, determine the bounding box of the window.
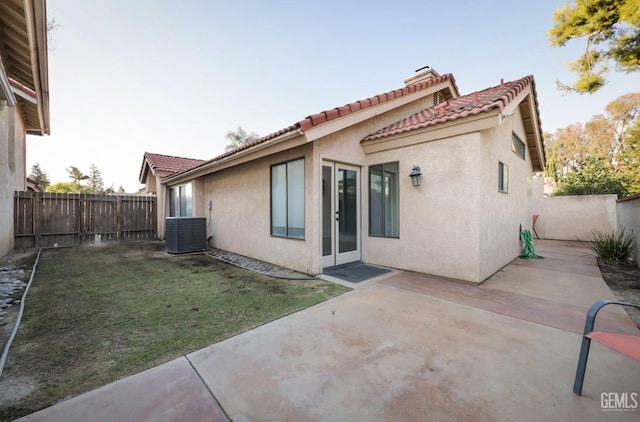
[369,162,399,237]
[498,162,508,193]
[511,132,525,160]
[169,183,193,216]
[271,158,305,239]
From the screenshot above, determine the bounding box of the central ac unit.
[165,217,206,253]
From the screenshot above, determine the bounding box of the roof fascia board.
[9,78,37,103]
[163,130,305,185]
[501,85,545,171]
[0,59,17,106]
[498,85,529,119]
[139,159,151,183]
[524,91,545,171]
[304,81,456,142]
[362,110,500,154]
[24,0,50,135]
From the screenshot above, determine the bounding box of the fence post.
[34,192,41,249]
[116,195,122,241]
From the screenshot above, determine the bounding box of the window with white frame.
[271,158,305,239]
[498,162,509,193]
[369,162,399,237]
[169,183,193,217]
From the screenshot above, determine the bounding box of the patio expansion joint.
[185,354,232,422]
[379,274,639,336]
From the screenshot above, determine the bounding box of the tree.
[548,0,640,93]
[224,126,259,151]
[555,156,628,196]
[618,119,640,194]
[46,182,91,194]
[87,163,104,194]
[545,92,640,180]
[28,162,50,188]
[606,92,640,158]
[66,166,89,185]
[543,123,588,180]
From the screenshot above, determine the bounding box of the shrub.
[555,156,628,196]
[585,229,636,264]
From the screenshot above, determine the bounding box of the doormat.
[323,262,390,283]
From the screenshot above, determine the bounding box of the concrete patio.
[16,240,640,421]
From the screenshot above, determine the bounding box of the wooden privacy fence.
[14,191,157,248]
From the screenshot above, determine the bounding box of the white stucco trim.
[304,81,458,142]
[361,110,500,154]
[163,129,305,185]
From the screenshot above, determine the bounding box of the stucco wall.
[173,89,537,282]
[363,133,482,282]
[203,144,318,274]
[0,103,26,258]
[617,195,640,265]
[477,110,533,281]
[531,177,617,241]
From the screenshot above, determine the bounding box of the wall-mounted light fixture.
[409,165,422,186]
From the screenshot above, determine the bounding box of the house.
[139,152,206,237]
[142,67,545,283]
[0,0,50,258]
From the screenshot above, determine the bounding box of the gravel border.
[205,248,316,280]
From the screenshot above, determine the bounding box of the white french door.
[321,161,361,268]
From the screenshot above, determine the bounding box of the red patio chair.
[573,299,640,396]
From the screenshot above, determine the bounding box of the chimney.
[404,66,441,86]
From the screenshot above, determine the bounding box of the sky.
[27,0,640,192]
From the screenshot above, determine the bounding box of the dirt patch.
[597,260,640,329]
[0,249,38,352]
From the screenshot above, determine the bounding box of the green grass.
[0,241,349,420]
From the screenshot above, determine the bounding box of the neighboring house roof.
[26,177,44,192]
[168,73,460,180]
[139,152,206,183]
[0,0,50,135]
[362,75,545,171]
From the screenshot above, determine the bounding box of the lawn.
[0,241,349,420]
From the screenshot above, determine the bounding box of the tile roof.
[298,73,458,131]
[362,75,540,142]
[182,73,459,174]
[196,124,301,168]
[140,152,206,181]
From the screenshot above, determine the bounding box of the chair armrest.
[583,300,640,335]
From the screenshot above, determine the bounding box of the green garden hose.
[520,229,544,259]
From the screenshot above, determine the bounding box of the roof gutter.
[163,128,304,185]
[24,0,50,135]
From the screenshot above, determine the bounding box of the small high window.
[498,162,509,193]
[512,132,526,160]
